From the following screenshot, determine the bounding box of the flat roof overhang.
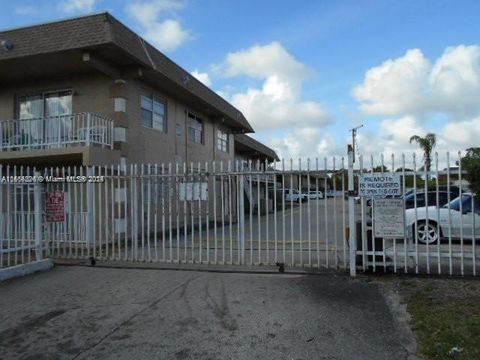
[0,44,130,85]
[234,135,279,162]
[0,45,252,133]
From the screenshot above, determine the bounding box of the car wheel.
[414,221,439,244]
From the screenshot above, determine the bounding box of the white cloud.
[352,45,480,161]
[358,116,427,155]
[216,42,330,131]
[14,5,38,16]
[219,42,312,84]
[127,0,191,52]
[191,70,212,87]
[429,45,480,115]
[441,116,480,149]
[267,128,339,161]
[354,49,431,116]
[59,0,97,13]
[260,114,473,166]
[379,116,426,150]
[350,115,480,170]
[354,45,480,118]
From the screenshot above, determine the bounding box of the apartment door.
[16,94,43,146]
[43,91,73,145]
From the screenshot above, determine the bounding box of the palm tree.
[409,133,436,173]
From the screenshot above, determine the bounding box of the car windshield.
[444,194,472,211]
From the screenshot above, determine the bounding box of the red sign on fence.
[45,191,65,222]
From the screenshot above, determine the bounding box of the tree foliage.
[409,133,437,172]
[460,147,480,195]
[372,165,388,173]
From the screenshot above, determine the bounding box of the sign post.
[348,147,356,277]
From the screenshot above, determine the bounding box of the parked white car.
[405,193,480,244]
[304,190,324,200]
[280,189,305,202]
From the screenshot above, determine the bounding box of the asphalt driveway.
[0,266,417,360]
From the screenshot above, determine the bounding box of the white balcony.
[0,113,114,151]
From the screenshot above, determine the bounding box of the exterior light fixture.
[1,39,14,51]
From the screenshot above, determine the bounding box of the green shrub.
[460,148,480,195]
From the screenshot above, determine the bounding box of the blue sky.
[2,0,480,162]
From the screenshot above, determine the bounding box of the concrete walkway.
[0,266,417,360]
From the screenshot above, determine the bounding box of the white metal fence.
[0,167,43,269]
[355,152,479,276]
[0,113,114,151]
[0,151,478,276]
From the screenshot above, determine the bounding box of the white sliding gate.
[1,150,479,276]
[40,160,349,271]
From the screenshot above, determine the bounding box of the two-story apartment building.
[0,13,280,250]
[0,12,256,168]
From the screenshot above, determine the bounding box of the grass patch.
[377,277,480,360]
[408,290,480,359]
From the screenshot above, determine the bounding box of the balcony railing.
[0,113,114,151]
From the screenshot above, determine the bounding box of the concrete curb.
[0,259,54,282]
[376,282,421,360]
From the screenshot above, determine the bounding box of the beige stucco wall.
[124,78,234,166]
[0,72,236,167]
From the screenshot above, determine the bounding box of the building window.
[17,90,72,119]
[187,113,203,144]
[141,95,166,132]
[176,123,182,136]
[15,90,72,144]
[217,129,229,153]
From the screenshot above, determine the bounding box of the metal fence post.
[86,166,95,258]
[34,171,43,260]
[238,172,245,265]
[348,147,356,276]
[86,113,91,147]
[132,165,139,260]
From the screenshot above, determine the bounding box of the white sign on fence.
[373,198,405,238]
[359,173,401,197]
[179,182,208,201]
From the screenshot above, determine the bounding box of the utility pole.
[349,124,363,163]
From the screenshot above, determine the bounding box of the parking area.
[0,266,417,360]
